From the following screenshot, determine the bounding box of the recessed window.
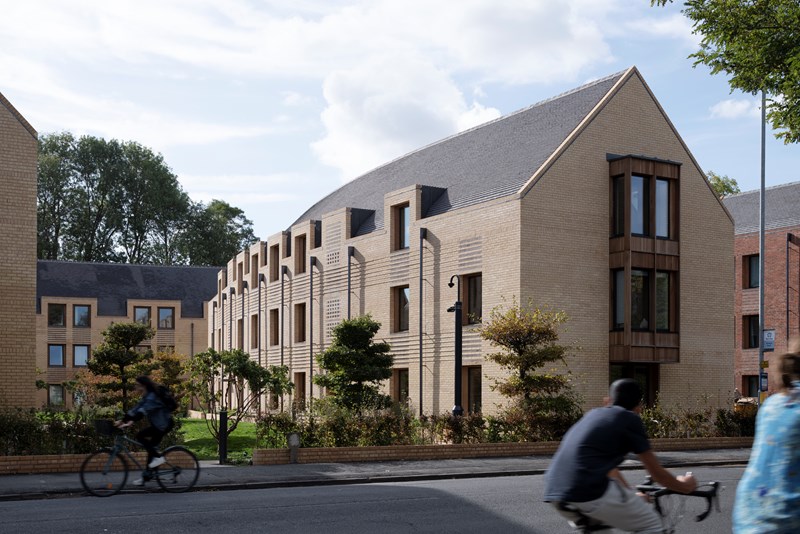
[134,306,151,326]
[393,203,410,250]
[269,308,279,346]
[611,175,624,237]
[393,286,410,332]
[48,385,65,407]
[655,272,670,332]
[293,372,306,411]
[269,244,280,282]
[158,307,175,329]
[464,273,482,325]
[295,234,307,274]
[48,304,66,327]
[743,375,759,397]
[612,269,625,330]
[48,344,65,367]
[656,178,670,238]
[73,305,91,327]
[631,269,650,331]
[294,303,306,343]
[745,254,760,289]
[73,345,90,367]
[157,345,175,353]
[743,315,759,349]
[251,314,259,349]
[392,368,409,404]
[631,175,650,236]
[467,366,482,414]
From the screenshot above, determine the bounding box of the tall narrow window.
[744,315,759,349]
[656,178,670,238]
[48,385,65,407]
[73,305,91,327]
[269,244,280,282]
[158,307,175,329]
[48,304,66,327]
[631,270,650,331]
[745,254,760,289]
[293,372,306,411]
[467,366,482,413]
[295,235,307,273]
[655,272,670,332]
[393,286,410,332]
[73,345,90,367]
[48,344,65,367]
[612,270,625,330]
[237,318,244,349]
[393,203,410,250]
[393,368,409,403]
[250,314,259,349]
[464,273,482,324]
[294,303,306,343]
[134,306,151,326]
[269,308,279,346]
[631,175,650,236]
[612,175,624,237]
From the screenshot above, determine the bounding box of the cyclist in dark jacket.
[115,376,175,485]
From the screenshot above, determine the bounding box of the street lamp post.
[447,274,463,416]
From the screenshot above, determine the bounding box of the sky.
[1,0,796,239]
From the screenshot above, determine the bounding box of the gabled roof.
[292,70,629,233]
[722,181,800,235]
[37,260,220,318]
[0,91,37,139]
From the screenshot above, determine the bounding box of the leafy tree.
[37,132,76,260]
[186,349,293,445]
[654,0,800,143]
[480,299,582,439]
[314,315,394,412]
[86,322,155,411]
[707,170,741,198]
[178,199,258,266]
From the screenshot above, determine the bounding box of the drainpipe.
[259,274,266,366]
[241,281,248,351]
[310,256,317,406]
[280,265,288,412]
[419,228,427,417]
[347,246,355,319]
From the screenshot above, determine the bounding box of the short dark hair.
[135,375,157,393]
[609,378,642,410]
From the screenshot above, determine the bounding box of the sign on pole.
[763,329,775,352]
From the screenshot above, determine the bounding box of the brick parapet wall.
[0,452,147,475]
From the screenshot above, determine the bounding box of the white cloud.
[709,99,761,120]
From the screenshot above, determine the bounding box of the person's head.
[779,350,800,391]
[134,375,157,395]
[609,378,642,411]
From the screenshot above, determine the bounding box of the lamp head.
[448,281,454,288]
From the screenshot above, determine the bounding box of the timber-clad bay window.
[608,155,680,364]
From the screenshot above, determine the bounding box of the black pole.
[310,256,316,406]
[219,409,228,464]
[281,265,287,412]
[419,228,427,417]
[449,275,463,416]
[241,281,248,351]
[220,294,225,352]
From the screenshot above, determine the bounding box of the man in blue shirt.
[544,379,696,533]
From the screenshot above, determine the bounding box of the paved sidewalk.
[0,448,751,501]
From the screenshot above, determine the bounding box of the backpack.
[157,385,178,412]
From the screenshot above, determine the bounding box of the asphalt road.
[1,466,742,533]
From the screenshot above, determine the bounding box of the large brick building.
[724,182,800,396]
[0,91,37,408]
[36,260,219,408]
[211,67,735,415]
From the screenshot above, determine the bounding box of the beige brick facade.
[0,92,37,408]
[212,68,735,415]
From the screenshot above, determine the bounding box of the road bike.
[79,419,200,497]
[560,475,721,533]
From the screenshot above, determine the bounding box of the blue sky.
[1,0,795,239]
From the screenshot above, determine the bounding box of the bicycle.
[559,474,721,533]
[79,419,200,497]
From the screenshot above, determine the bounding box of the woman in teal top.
[733,351,800,533]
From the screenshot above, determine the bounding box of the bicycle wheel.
[80,448,128,497]
[155,446,200,493]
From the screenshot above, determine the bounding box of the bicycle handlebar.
[635,478,720,522]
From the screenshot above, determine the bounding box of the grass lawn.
[180,418,258,462]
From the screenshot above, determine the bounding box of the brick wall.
[0,92,37,408]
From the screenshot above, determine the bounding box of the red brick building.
[724,182,800,396]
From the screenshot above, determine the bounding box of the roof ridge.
[37,259,222,270]
[726,180,800,198]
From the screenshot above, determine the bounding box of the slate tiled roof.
[37,260,220,318]
[722,181,800,235]
[292,70,628,233]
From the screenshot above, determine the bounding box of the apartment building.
[724,182,800,397]
[211,67,735,415]
[0,91,37,408]
[36,260,219,408]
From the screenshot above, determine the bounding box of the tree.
[86,322,155,411]
[653,0,800,143]
[37,132,76,260]
[480,299,582,439]
[186,349,292,445]
[178,199,258,266]
[707,170,741,198]
[314,315,394,412]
